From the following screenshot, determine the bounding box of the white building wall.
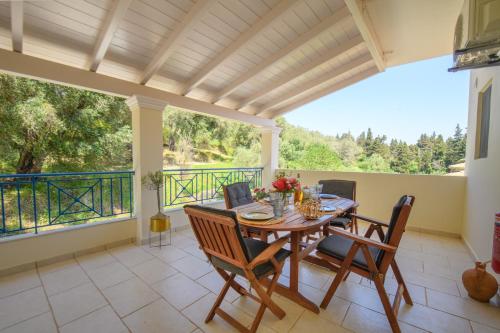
[463,66,500,260]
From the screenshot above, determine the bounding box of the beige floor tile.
[359,277,427,306]
[49,282,107,326]
[183,293,253,333]
[102,277,160,317]
[183,244,208,260]
[297,283,351,325]
[40,265,90,296]
[169,255,213,280]
[86,261,135,289]
[397,248,449,267]
[109,245,154,268]
[334,280,387,314]
[342,303,425,333]
[424,261,463,281]
[290,310,351,333]
[1,312,57,333]
[171,234,198,249]
[196,270,243,303]
[0,287,50,330]
[38,259,79,275]
[76,251,118,272]
[60,306,128,333]
[401,269,460,296]
[471,321,500,333]
[427,289,500,329]
[398,303,472,333]
[130,258,178,284]
[124,298,196,333]
[449,257,477,272]
[0,269,41,298]
[152,273,209,310]
[148,245,189,263]
[233,294,304,333]
[282,261,331,289]
[421,236,469,251]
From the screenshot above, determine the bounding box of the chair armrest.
[350,213,389,227]
[248,236,290,269]
[328,227,397,252]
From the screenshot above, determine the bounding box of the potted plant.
[253,187,268,201]
[142,171,170,246]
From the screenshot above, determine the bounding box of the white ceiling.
[0,0,463,121]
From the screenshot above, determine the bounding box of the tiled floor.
[1,226,499,333]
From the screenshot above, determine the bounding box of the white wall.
[281,169,466,236]
[463,66,500,260]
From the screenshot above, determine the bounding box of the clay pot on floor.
[462,261,498,302]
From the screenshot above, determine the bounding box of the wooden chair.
[223,182,279,241]
[319,179,358,233]
[184,205,291,333]
[317,195,415,333]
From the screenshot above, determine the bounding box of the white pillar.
[260,127,281,187]
[126,95,167,245]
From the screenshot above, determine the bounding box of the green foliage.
[0,74,131,173]
[0,74,467,176]
[276,117,466,175]
[292,143,343,171]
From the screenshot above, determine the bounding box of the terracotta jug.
[462,261,498,302]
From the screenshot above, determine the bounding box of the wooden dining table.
[234,197,358,313]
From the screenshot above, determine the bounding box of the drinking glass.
[271,199,284,217]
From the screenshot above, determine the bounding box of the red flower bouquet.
[271,176,300,199]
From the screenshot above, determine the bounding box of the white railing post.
[260,126,281,187]
[126,95,167,245]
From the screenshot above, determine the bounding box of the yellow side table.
[149,212,171,248]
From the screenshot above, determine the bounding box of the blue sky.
[283,55,470,144]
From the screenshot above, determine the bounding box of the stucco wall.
[0,219,136,272]
[463,66,500,260]
[280,169,466,236]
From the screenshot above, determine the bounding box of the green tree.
[295,144,342,171]
[0,74,132,173]
[445,124,466,167]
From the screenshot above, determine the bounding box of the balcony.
[0,0,499,332]
[1,167,498,333]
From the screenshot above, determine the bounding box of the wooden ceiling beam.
[0,48,275,127]
[140,0,214,85]
[257,53,373,116]
[265,66,378,118]
[182,0,298,96]
[89,0,132,72]
[344,0,384,71]
[238,35,364,110]
[10,1,23,53]
[211,6,351,104]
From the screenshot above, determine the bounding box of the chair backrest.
[376,195,415,271]
[184,205,250,268]
[319,179,356,200]
[223,182,253,209]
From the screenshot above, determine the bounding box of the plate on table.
[241,211,274,220]
[321,206,336,212]
[319,194,338,199]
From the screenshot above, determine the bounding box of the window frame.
[475,79,492,159]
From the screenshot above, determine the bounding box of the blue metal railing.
[163,167,263,207]
[0,171,134,236]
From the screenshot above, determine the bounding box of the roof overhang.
[0,0,462,122]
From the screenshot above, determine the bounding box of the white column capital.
[126,95,168,111]
[260,126,282,135]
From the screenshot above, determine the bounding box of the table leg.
[289,231,300,291]
[267,231,320,313]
